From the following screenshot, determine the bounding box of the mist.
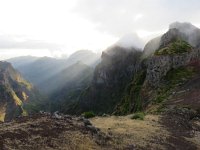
[0,0,200,59]
[169,22,200,47]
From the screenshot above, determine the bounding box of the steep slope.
[115,22,200,115]
[75,46,142,114]
[72,22,200,116]
[0,61,43,122]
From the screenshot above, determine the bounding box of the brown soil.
[0,112,199,150]
[0,114,112,150]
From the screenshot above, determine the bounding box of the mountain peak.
[169,22,197,32]
[115,33,144,49]
[169,22,200,47]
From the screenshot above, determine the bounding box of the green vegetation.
[131,112,145,120]
[82,111,95,118]
[165,66,195,84]
[151,66,196,113]
[154,66,196,104]
[115,70,146,115]
[155,39,192,55]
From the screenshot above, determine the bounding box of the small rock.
[83,119,92,126]
[102,113,109,117]
[53,111,62,119]
[64,115,72,120]
[86,125,98,133]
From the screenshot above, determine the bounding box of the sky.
[0,0,200,59]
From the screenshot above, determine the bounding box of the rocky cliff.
[117,22,200,114]
[78,22,200,115]
[76,46,142,114]
[146,46,200,87]
[0,61,43,121]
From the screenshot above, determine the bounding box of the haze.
[0,0,200,59]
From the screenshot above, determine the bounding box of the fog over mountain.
[0,1,200,59]
[0,1,200,149]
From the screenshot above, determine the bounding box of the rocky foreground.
[0,112,111,150]
[0,110,199,150]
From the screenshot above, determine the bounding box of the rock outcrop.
[145,23,200,87]
[146,48,200,86]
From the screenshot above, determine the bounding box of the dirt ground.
[0,112,199,150]
[0,114,112,150]
[91,113,200,150]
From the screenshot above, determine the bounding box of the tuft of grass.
[155,39,192,55]
[131,112,145,120]
[82,111,95,118]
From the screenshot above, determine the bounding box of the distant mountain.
[49,62,94,113]
[41,62,94,94]
[0,61,44,121]
[67,50,101,67]
[6,56,39,68]
[7,56,66,86]
[7,50,100,94]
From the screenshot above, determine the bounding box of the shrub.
[155,39,192,55]
[131,112,145,120]
[83,111,95,118]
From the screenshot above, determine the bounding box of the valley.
[0,22,200,149]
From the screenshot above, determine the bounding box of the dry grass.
[90,115,170,149]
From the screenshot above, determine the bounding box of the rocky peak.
[159,28,186,49]
[143,22,200,57]
[94,46,141,86]
[169,22,200,47]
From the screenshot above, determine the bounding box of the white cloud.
[0,0,200,59]
[134,14,144,22]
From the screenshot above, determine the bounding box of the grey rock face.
[146,49,200,86]
[93,46,142,87]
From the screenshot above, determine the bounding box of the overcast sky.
[0,0,200,59]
